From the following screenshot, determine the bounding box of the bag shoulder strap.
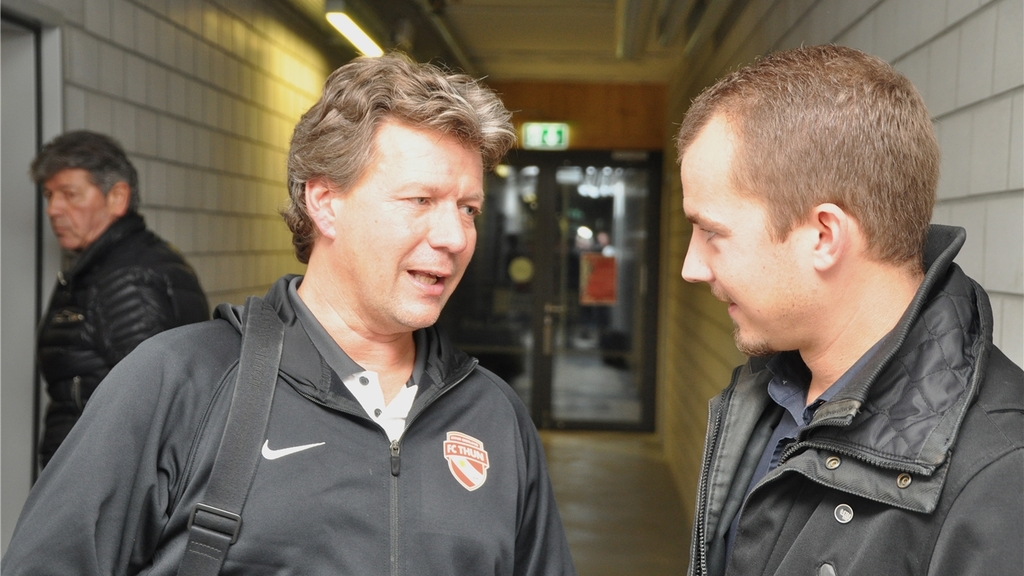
[177,295,285,576]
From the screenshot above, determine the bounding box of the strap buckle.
[188,503,242,544]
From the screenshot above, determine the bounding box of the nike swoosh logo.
[261,440,326,460]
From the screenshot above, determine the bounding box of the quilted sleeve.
[92,266,181,365]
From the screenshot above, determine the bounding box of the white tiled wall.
[35,0,338,307]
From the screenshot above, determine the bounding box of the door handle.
[544,304,566,314]
[542,304,566,355]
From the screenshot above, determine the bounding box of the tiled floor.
[541,431,690,576]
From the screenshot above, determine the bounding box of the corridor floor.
[541,431,690,575]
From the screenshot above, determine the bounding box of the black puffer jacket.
[37,212,208,467]
[689,225,1024,576]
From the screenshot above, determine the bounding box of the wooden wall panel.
[487,81,667,150]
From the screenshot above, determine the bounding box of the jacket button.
[897,473,912,488]
[825,456,841,470]
[818,563,838,576]
[834,503,854,524]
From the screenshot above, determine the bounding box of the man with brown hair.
[678,45,1023,576]
[3,53,576,576]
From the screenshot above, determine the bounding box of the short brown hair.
[284,52,516,264]
[676,45,939,267]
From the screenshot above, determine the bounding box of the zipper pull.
[390,440,401,476]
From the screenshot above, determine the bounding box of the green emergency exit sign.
[522,122,570,150]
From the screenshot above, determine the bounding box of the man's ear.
[105,182,131,218]
[305,177,338,240]
[809,203,855,272]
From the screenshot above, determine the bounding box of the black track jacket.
[3,275,577,576]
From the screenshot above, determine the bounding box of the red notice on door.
[580,253,617,305]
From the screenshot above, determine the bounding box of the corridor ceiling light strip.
[326,10,383,57]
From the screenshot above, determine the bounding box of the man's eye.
[413,197,429,205]
[461,205,481,217]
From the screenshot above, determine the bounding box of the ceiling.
[287,0,721,84]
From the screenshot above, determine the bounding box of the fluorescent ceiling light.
[325,6,383,57]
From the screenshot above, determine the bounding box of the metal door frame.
[507,148,661,432]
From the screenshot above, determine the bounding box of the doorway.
[2,5,62,554]
[439,150,661,430]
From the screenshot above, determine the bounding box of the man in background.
[678,45,1023,575]
[31,130,209,468]
[3,54,576,575]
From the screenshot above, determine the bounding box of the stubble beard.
[732,323,776,358]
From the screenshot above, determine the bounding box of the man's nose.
[681,237,711,284]
[45,194,63,217]
[428,205,471,253]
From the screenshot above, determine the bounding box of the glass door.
[439,150,660,430]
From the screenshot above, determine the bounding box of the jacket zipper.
[693,385,731,576]
[72,376,83,411]
[386,360,477,576]
[390,439,401,576]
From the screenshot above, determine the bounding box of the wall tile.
[135,5,157,58]
[177,32,196,76]
[98,41,125,98]
[110,0,135,49]
[145,160,167,206]
[124,53,148,104]
[135,108,158,157]
[111,101,137,152]
[936,110,972,199]
[873,1,900,61]
[946,0,982,24]
[202,7,219,45]
[918,0,947,41]
[944,199,986,283]
[64,86,87,131]
[67,28,99,90]
[184,0,203,35]
[195,43,211,80]
[896,47,929,100]
[147,63,168,111]
[993,0,1024,94]
[157,115,177,160]
[984,194,1024,292]
[1010,92,1023,189]
[835,13,876,53]
[926,30,959,116]
[168,71,187,117]
[157,19,177,67]
[893,0,922,56]
[187,80,205,124]
[166,164,186,207]
[176,123,195,166]
[970,97,1012,194]
[84,92,114,135]
[84,0,111,37]
[998,295,1024,366]
[956,4,996,106]
[139,0,167,18]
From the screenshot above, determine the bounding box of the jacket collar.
[801,225,991,475]
[214,275,475,415]
[61,213,146,282]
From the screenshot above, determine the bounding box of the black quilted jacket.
[36,212,208,467]
[688,225,1024,576]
